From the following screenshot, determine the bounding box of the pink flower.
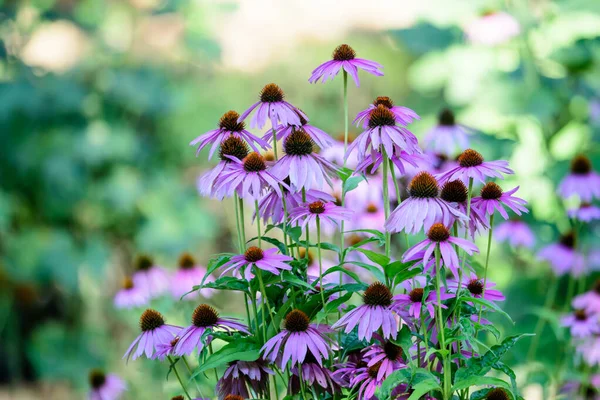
[288,200,353,229]
[309,44,383,87]
[114,277,148,309]
[436,149,513,185]
[238,83,305,129]
[558,155,600,202]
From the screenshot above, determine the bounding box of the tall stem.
[478,213,494,323]
[255,200,262,248]
[454,178,473,322]
[527,274,558,361]
[342,71,348,165]
[382,146,391,263]
[302,188,309,260]
[316,217,327,320]
[182,356,204,397]
[167,356,192,400]
[272,128,278,160]
[435,246,451,400]
[208,343,219,382]
[239,196,246,245]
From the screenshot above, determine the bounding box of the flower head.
[266,110,334,149]
[465,12,520,46]
[393,282,453,320]
[198,136,251,197]
[220,247,293,280]
[88,370,126,400]
[423,109,470,156]
[573,280,600,315]
[362,337,406,381]
[289,353,339,395]
[309,44,383,87]
[350,362,385,400]
[114,277,149,309]
[123,309,182,361]
[568,203,600,222]
[484,387,511,400]
[471,183,528,220]
[448,273,505,302]
[288,200,353,229]
[217,360,273,399]
[538,231,585,276]
[132,255,169,299]
[561,309,600,338]
[436,149,513,184]
[558,155,600,202]
[494,219,535,248]
[238,83,306,129]
[170,253,213,300]
[353,96,419,128]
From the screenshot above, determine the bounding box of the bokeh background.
[1,0,599,398]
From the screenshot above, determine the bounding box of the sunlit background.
[0,0,599,398]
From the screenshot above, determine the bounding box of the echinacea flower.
[123,309,181,361]
[170,253,213,300]
[448,273,505,303]
[213,152,287,200]
[238,83,305,129]
[132,255,169,299]
[289,353,339,395]
[439,179,489,237]
[154,336,179,361]
[538,231,585,276]
[385,172,467,234]
[481,388,512,400]
[350,362,385,400]
[560,372,600,399]
[288,200,353,229]
[220,246,293,279]
[561,309,600,338]
[436,149,513,184]
[573,280,600,315]
[269,129,338,191]
[471,183,528,220]
[332,350,366,388]
[362,337,406,381]
[354,147,425,177]
[393,284,453,320]
[198,136,250,197]
[217,360,273,399]
[174,304,249,356]
[465,12,520,45]
[332,282,400,342]
[402,223,479,280]
[261,309,332,367]
[309,44,383,87]
[354,96,419,128]
[88,370,126,400]
[256,186,334,225]
[577,337,600,367]
[568,202,600,222]
[558,155,600,202]
[114,277,148,309]
[494,219,535,248]
[423,109,470,157]
[266,111,334,149]
[190,110,268,159]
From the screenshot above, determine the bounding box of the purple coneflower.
[198,136,250,197]
[350,362,385,400]
[471,183,528,220]
[289,200,353,229]
[220,246,293,280]
[394,285,452,320]
[154,336,179,361]
[569,202,600,222]
[448,273,505,303]
[266,111,334,149]
[88,370,126,400]
[562,309,600,338]
[213,152,286,200]
[332,350,366,387]
[577,337,600,367]
[355,202,386,231]
[355,147,425,178]
[190,110,268,159]
[385,172,467,234]
[354,96,419,128]
[309,44,383,87]
[573,280,600,315]
[436,149,513,184]
[238,83,305,129]
[114,277,148,309]
[363,337,406,381]
[423,109,470,156]
[289,353,339,395]
[558,155,600,202]
[123,309,181,361]
[132,255,169,299]
[332,282,400,342]
[439,179,489,236]
[256,186,334,225]
[403,223,479,280]
[174,304,249,356]
[170,253,212,300]
[269,129,338,191]
[538,231,585,276]
[494,218,535,248]
[261,309,332,367]
[217,360,273,399]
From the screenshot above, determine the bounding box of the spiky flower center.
[218,110,245,132]
[244,246,264,262]
[308,201,326,214]
[409,288,424,303]
[140,309,165,331]
[409,172,439,198]
[485,388,510,400]
[383,341,403,361]
[373,96,394,109]
[574,309,587,321]
[136,255,153,271]
[224,395,245,400]
[367,362,382,379]
[368,105,396,128]
[178,253,196,270]
[284,309,310,332]
[220,136,249,162]
[480,182,503,200]
[427,223,450,242]
[560,232,576,249]
[283,129,314,156]
[363,282,392,307]
[441,180,468,203]
[260,83,284,103]
[243,152,267,172]
[332,44,356,61]
[89,369,106,389]
[192,304,219,327]
[467,279,484,295]
[438,108,456,126]
[123,277,134,290]
[570,155,591,175]
[366,203,378,213]
[458,149,484,168]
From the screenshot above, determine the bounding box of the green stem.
[478,213,494,323]
[255,200,262,248]
[238,196,246,246]
[435,246,451,400]
[316,216,328,323]
[298,365,308,398]
[208,343,219,382]
[454,178,473,323]
[167,356,192,400]
[527,274,558,362]
[388,158,408,251]
[382,145,391,284]
[564,274,576,312]
[256,267,275,335]
[272,128,278,160]
[302,188,309,260]
[342,70,348,166]
[182,356,204,397]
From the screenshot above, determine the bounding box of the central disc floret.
[458,149,484,168]
[409,172,439,198]
[485,388,510,400]
[139,309,165,331]
[178,253,196,269]
[363,282,393,307]
[219,110,245,132]
[136,255,153,271]
[244,246,264,262]
[383,341,403,361]
[123,277,134,290]
[368,105,396,128]
[570,155,591,175]
[373,96,394,109]
[574,309,587,321]
[308,201,326,214]
[192,304,219,327]
[224,395,245,400]
[89,369,106,389]
[438,108,456,126]
[366,203,378,213]
[172,396,185,400]
[409,288,424,303]
[441,180,468,203]
[332,44,356,61]
[220,136,249,162]
[284,309,310,332]
[481,182,503,200]
[560,231,576,249]
[367,362,382,379]
[467,279,484,295]
[243,152,267,172]
[260,83,284,103]
[427,223,450,242]
[284,129,314,156]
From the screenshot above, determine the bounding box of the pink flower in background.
[309,44,383,87]
[321,138,359,168]
[538,232,585,277]
[573,280,600,315]
[289,200,353,229]
[465,12,520,46]
[114,277,148,309]
[423,109,470,157]
[448,273,505,302]
[88,370,126,400]
[436,149,513,184]
[439,179,489,237]
[238,83,305,129]
[350,363,386,400]
[355,148,425,179]
[354,96,419,128]
[220,246,293,279]
[132,255,170,299]
[471,183,528,220]
[266,110,334,149]
[558,155,600,202]
[494,219,535,248]
[561,309,600,338]
[568,203,600,222]
[394,282,453,320]
[170,253,213,300]
[256,187,334,225]
[123,309,181,361]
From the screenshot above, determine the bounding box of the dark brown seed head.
[283,129,314,156]
[172,396,185,400]
[220,136,250,162]
[367,362,381,379]
[438,108,456,126]
[559,231,576,249]
[192,304,219,327]
[575,309,588,321]
[135,255,154,271]
[224,395,245,400]
[480,182,503,200]
[467,279,484,295]
[366,203,379,213]
[368,105,396,128]
[427,223,450,242]
[89,369,106,389]
[441,180,468,203]
[594,279,600,295]
[570,155,592,175]
[458,149,484,168]
[373,96,394,109]
[219,110,245,132]
[332,44,356,61]
[178,253,196,270]
[308,201,326,214]
[284,309,310,332]
[409,288,424,303]
[139,309,165,332]
[485,388,510,400]
[244,246,264,262]
[123,277,134,290]
[243,152,267,172]
[408,172,439,198]
[363,282,392,307]
[260,83,284,103]
[383,341,403,361]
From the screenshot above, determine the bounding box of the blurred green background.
[0,0,599,398]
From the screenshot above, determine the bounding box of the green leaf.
[337,167,353,182]
[194,338,260,375]
[343,175,364,195]
[281,271,316,291]
[377,369,412,399]
[407,378,442,400]
[452,376,512,394]
[322,265,363,284]
[461,295,514,324]
[287,226,302,243]
[246,236,288,255]
[493,361,519,397]
[202,253,233,285]
[345,260,385,283]
[356,248,390,267]
[195,276,250,293]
